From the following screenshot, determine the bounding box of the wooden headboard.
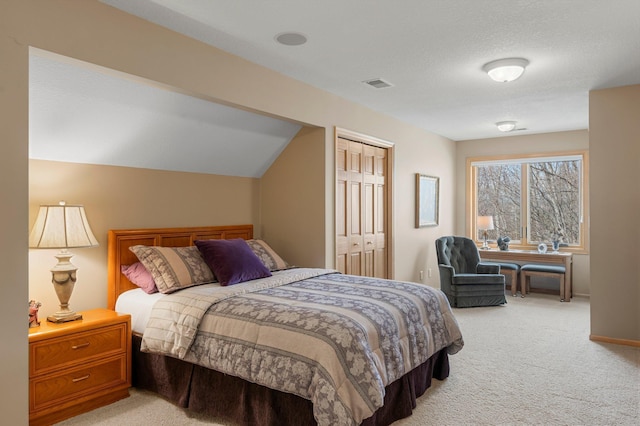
[107,224,253,310]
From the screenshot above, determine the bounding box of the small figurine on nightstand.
[29,300,42,328]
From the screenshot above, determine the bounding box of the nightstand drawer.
[30,355,128,412]
[30,322,127,376]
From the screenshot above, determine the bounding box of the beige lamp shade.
[477,215,494,249]
[29,202,99,249]
[477,215,495,231]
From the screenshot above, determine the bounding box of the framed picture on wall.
[415,173,439,227]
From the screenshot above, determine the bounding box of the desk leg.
[510,270,517,296]
[564,257,572,302]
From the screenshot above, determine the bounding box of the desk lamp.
[477,216,494,250]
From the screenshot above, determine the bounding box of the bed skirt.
[131,334,450,425]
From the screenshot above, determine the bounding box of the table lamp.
[29,201,99,323]
[477,215,494,250]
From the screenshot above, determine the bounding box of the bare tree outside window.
[477,164,521,242]
[529,160,580,244]
[473,154,584,249]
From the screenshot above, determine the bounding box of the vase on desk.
[551,240,561,252]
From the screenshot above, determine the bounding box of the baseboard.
[589,334,640,347]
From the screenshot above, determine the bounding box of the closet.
[336,134,390,278]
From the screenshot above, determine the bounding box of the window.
[468,151,588,252]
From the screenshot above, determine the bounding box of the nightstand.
[28,308,131,426]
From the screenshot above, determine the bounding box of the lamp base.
[47,311,83,323]
[48,250,82,323]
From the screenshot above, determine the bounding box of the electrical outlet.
[428,268,432,278]
[419,270,424,280]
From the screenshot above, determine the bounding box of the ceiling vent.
[362,78,393,89]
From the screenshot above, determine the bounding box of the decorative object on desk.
[550,228,564,253]
[497,236,511,251]
[29,300,41,328]
[415,173,439,227]
[537,242,548,254]
[29,201,99,323]
[477,215,494,249]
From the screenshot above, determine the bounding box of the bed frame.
[107,225,450,426]
[107,224,253,310]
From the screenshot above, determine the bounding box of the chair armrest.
[477,262,500,274]
[438,264,455,277]
[437,264,455,291]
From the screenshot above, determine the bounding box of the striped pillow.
[245,239,290,271]
[129,245,215,294]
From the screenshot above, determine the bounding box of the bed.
[107,225,463,426]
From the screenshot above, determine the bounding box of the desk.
[480,249,573,301]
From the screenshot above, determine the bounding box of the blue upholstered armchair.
[435,236,507,308]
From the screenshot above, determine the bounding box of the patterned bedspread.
[141,268,464,426]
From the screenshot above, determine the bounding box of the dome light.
[496,121,517,132]
[483,58,529,82]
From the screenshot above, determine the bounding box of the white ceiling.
[29,52,302,177]
[101,0,640,141]
[31,1,640,177]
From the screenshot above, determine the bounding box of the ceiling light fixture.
[483,58,529,82]
[496,121,517,132]
[275,32,308,46]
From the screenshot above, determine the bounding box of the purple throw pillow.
[121,262,158,294]
[194,238,272,286]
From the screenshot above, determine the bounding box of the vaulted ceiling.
[29,52,302,177]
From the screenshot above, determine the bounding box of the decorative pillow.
[121,262,158,294]
[245,239,290,271]
[129,245,215,294]
[194,238,272,286]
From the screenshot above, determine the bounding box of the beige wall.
[456,130,591,296]
[28,159,261,319]
[398,131,457,285]
[2,1,457,422]
[260,126,327,268]
[0,3,29,422]
[589,85,640,341]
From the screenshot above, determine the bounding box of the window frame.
[466,150,589,254]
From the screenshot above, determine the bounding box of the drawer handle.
[72,374,90,383]
[71,342,90,350]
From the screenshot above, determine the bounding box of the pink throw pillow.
[121,262,158,294]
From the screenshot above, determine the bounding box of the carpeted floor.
[57,294,640,426]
